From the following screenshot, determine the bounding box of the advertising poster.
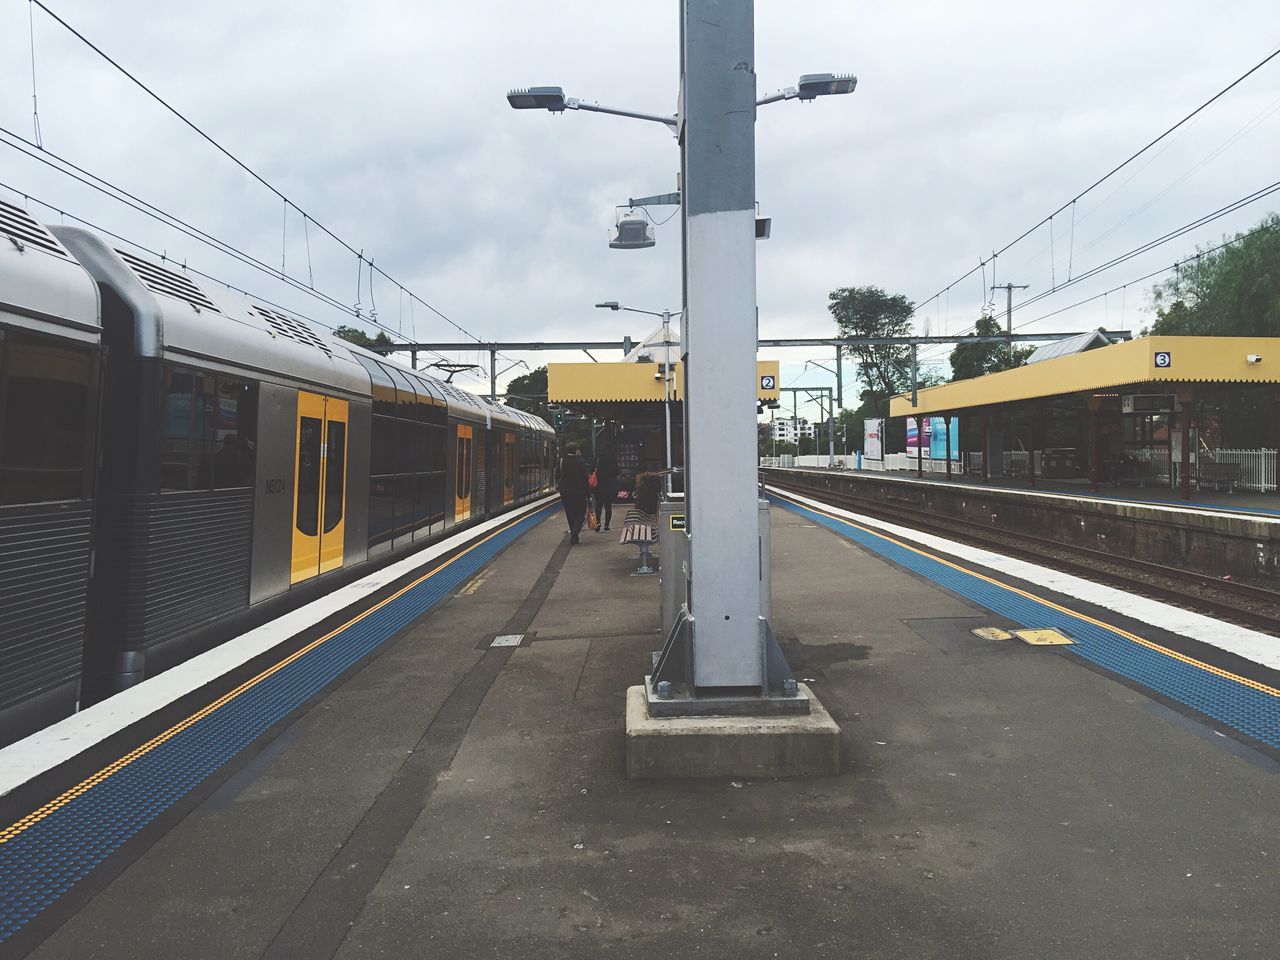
[905,417,930,455]
[928,417,960,460]
[863,418,883,461]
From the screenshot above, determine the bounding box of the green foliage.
[827,286,915,414]
[948,313,1034,382]
[333,325,396,349]
[504,365,549,421]
[1151,214,1280,336]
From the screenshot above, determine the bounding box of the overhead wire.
[26,0,513,367]
[910,45,1280,319]
[916,180,1280,364]
[0,177,484,386]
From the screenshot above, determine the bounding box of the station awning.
[549,359,781,404]
[889,336,1280,418]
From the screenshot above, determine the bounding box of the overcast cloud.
[2,1,1278,418]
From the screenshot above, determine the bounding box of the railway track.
[766,475,1280,636]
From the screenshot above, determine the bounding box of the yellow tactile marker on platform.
[971,627,1014,641]
[1014,628,1075,646]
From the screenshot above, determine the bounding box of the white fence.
[1210,449,1277,492]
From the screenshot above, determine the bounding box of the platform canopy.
[890,336,1280,418]
[549,359,781,405]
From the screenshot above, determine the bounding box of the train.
[0,197,557,746]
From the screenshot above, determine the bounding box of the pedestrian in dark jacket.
[591,444,619,532]
[558,446,590,544]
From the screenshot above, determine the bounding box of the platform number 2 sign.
[1154,351,1172,369]
[760,375,776,390]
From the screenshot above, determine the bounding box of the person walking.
[558,445,590,544]
[591,443,619,533]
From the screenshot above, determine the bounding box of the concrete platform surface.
[21,506,1279,960]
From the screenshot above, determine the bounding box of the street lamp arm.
[565,98,678,130]
[756,87,798,107]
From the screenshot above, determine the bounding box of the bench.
[1197,461,1242,493]
[619,509,658,576]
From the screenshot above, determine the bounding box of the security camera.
[1247,354,1263,364]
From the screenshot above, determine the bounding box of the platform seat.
[619,510,658,576]
[1197,461,1242,493]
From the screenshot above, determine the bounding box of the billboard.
[863,418,883,461]
[907,417,959,459]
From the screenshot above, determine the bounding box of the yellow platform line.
[770,487,1280,700]
[0,505,550,845]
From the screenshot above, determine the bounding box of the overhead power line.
[912,45,1280,317]
[28,0,506,362]
[0,129,467,375]
[1,181,487,387]
[915,179,1280,365]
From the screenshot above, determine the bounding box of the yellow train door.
[453,423,472,522]
[291,391,349,584]
[503,433,516,505]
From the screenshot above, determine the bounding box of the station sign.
[1154,351,1172,369]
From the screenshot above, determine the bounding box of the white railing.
[1208,448,1277,492]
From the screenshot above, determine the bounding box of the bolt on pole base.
[645,611,808,718]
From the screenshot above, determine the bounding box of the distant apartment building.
[771,417,814,443]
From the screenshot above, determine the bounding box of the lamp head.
[795,73,858,101]
[507,86,568,112]
[595,301,620,310]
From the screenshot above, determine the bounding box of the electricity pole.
[991,282,1029,362]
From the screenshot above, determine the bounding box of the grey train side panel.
[344,400,371,565]
[250,382,298,605]
[109,489,254,683]
[0,504,93,743]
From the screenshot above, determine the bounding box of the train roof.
[50,226,368,396]
[0,199,101,346]
[344,344,554,436]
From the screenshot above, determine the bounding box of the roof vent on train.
[252,305,334,358]
[0,198,73,260]
[114,248,220,313]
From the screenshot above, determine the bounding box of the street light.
[756,72,858,106]
[596,301,681,493]
[507,87,677,131]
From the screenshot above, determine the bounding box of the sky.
[2,1,1278,424]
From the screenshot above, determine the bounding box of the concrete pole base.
[624,684,842,780]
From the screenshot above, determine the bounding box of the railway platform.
[2,493,1278,959]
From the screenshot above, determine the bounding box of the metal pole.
[916,416,923,478]
[681,0,764,691]
[663,310,673,495]
[489,347,497,402]
[410,348,418,371]
[945,414,952,481]
[827,390,835,467]
[834,345,843,409]
[910,344,919,407]
[1180,388,1193,501]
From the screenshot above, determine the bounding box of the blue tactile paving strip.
[0,504,555,945]
[771,493,1280,750]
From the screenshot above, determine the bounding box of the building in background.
[771,418,814,443]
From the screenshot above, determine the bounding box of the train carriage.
[0,218,555,746]
[0,202,102,744]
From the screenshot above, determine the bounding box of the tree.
[827,286,915,419]
[333,325,397,349]
[1150,214,1280,336]
[948,312,1034,381]
[504,365,549,422]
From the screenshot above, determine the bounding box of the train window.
[212,377,257,489]
[354,355,397,418]
[295,416,322,536]
[0,331,92,505]
[370,416,396,476]
[323,420,345,533]
[161,367,196,490]
[383,364,419,422]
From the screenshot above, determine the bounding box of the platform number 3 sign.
[760,374,776,390]
[1154,351,1172,369]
